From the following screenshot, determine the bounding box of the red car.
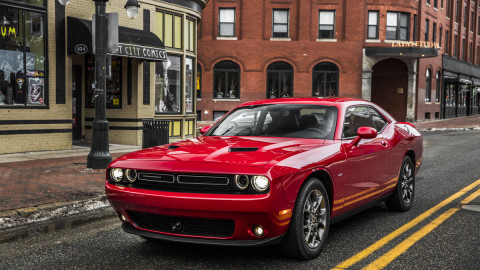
[105,98,422,260]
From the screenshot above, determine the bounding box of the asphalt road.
[1,130,479,270]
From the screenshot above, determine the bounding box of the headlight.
[125,169,138,183]
[110,168,124,183]
[234,175,249,190]
[251,176,269,192]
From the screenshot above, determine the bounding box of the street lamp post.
[87,0,110,169]
[58,0,140,169]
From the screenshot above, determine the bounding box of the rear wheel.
[385,156,415,211]
[280,178,330,260]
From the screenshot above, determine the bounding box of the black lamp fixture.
[124,0,140,19]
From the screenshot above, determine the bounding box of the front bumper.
[106,182,292,242]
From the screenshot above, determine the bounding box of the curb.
[0,196,116,243]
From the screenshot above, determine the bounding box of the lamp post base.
[87,120,112,169]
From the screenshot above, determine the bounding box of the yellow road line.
[364,188,480,270]
[363,208,459,270]
[332,178,480,270]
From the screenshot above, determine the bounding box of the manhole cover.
[461,205,480,212]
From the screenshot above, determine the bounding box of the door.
[342,106,391,211]
[72,65,82,141]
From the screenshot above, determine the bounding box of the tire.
[385,156,415,212]
[280,178,330,260]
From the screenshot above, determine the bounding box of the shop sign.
[74,44,88,54]
[1,26,17,38]
[392,41,440,49]
[116,43,167,61]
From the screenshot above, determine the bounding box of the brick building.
[0,0,208,154]
[197,0,480,123]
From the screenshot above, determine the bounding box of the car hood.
[116,136,325,167]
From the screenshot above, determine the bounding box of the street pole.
[87,0,112,169]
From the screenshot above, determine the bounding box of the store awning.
[67,17,166,62]
[365,47,438,58]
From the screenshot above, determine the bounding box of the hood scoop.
[167,145,181,150]
[228,147,259,152]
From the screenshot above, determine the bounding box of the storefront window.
[185,58,194,113]
[85,55,122,108]
[312,62,338,97]
[267,61,293,98]
[425,69,431,102]
[0,6,46,107]
[197,64,202,99]
[213,60,240,99]
[155,55,182,113]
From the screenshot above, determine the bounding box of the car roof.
[239,97,366,107]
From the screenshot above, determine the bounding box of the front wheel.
[385,156,415,212]
[280,178,330,260]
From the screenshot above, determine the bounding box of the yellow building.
[0,0,207,154]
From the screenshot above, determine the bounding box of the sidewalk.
[0,115,479,243]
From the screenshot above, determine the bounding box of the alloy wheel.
[302,189,327,249]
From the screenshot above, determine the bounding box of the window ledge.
[196,98,202,101]
[425,101,432,104]
[270,37,291,41]
[217,36,238,40]
[213,99,241,101]
[316,38,337,42]
[365,39,381,43]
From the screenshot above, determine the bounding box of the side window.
[366,107,388,132]
[343,106,376,138]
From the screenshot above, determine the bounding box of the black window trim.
[213,61,241,100]
[266,62,294,99]
[312,62,339,97]
[386,11,410,41]
[272,9,290,38]
[218,8,235,37]
[318,9,336,39]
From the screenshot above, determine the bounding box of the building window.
[213,60,240,99]
[434,0,438,8]
[267,61,293,98]
[427,0,431,5]
[439,26,442,46]
[386,12,409,41]
[155,10,183,49]
[312,62,338,97]
[272,9,289,38]
[463,5,467,28]
[462,38,465,60]
[86,55,122,108]
[469,42,473,62]
[426,69,432,102]
[186,17,196,52]
[435,72,441,102]
[445,30,449,54]
[471,11,474,30]
[196,64,202,99]
[425,19,429,41]
[446,0,451,18]
[213,111,228,121]
[218,8,235,37]
[319,10,336,39]
[441,0,444,9]
[454,34,458,57]
[477,46,480,65]
[0,5,47,107]
[185,58,194,114]
[432,22,436,42]
[413,15,418,41]
[155,55,182,113]
[456,0,460,22]
[367,11,379,39]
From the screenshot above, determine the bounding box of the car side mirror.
[351,126,377,147]
[199,125,211,135]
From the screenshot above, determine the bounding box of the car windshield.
[206,104,338,139]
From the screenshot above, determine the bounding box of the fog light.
[125,169,138,183]
[251,176,269,192]
[234,175,249,190]
[110,168,124,183]
[253,225,264,237]
[120,214,127,222]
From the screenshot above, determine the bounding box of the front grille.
[138,172,174,183]
[127,211,235,238]
[177,175,229,186]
